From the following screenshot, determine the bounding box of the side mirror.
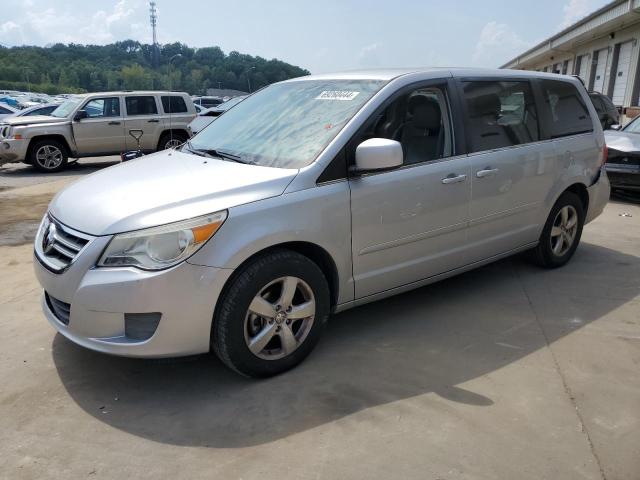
[354,138,403,172]
[74,110,88,122]
[609,124,621,131]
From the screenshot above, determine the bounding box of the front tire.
[530,191,585,268]
[212,250,330,378]
[29,139,68,173]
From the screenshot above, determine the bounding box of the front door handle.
[147,119,159,123]
[476,168,499,178]
[441,173,467,184]
[108,121,121,125]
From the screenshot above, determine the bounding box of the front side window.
[161,96,188,113]
[82,98,120,118]
[539,79,593,138]
[189,80,385,169]
[351,85,453,166]
[462,80,539,152]
[125,96,158,116]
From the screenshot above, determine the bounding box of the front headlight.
[98,211,227,270]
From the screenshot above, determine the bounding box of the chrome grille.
[35,215,94,272]
[46,292,71,325]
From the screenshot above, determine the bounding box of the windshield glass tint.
[189,80,385,168]
[51,98,81,118]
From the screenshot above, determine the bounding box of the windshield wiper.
[183,141,247,163]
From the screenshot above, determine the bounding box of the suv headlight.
[98,211,227,270]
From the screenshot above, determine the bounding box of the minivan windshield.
[50,97,81,118]
[188,79,385,169]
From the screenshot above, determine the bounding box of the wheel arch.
[157,129,189,149]
[215,241,340,313]
[564,182,589,212]
[27,135,72,159]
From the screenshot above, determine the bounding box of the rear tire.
[212,250,330,378]
[530,191,585,268]
[29,139,68,173]
[157,132,188,151]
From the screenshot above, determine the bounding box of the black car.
[604,117,640,192]
[589,91,620,130]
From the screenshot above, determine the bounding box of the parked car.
[589,91,620,130]
[7,103,61,118]
[33,69,609,377]
[194,103,204,115]
[192,96,224,108]
[0,103,18,120]
[0,91,196,172]
[604,116,640,192]
[188,96,247,136]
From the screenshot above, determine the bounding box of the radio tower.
[150,2,159,67]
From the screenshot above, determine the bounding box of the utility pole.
[246,66,255,93]
[149,2,159,68]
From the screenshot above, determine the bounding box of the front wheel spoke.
[249,323,277,354]
[289,300,315,319]
[560,207,569,226]
[278,277,298,308]
[563,232,573,246]
[566,214,577,229]
[553,236,564,255]
[249,296,276,319]
[551,226,562,237]
[279,325,297,355]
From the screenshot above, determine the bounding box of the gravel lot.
[0,160,638,479]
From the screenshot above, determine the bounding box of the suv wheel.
[212,250,330,377]
[158,132,187,151]
[530,191,585,268]
[29,139,69,173]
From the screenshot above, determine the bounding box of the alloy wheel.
[36,145,63,170]
[243,276,316,360]
[550,205,578,256]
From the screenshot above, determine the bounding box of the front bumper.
[605,163,640,192]
[0,138,29,165]
[34,236,233,358]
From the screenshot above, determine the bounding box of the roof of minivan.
[284,67,581,82]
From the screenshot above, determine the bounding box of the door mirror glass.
[74,110,88,121]
[609,124,621,130]
[354,138,403,172]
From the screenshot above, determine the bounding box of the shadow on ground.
[52,242,639,448]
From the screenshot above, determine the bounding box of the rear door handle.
[441,174,467,184]
[108,121,121,125]
[476,168,499,178]
[147,119,160,123]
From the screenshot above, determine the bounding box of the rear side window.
[0,106,11,114]
[539,80,593,138]
[462,81,539,153]
[125,96,158,116]
[161,96,188,113]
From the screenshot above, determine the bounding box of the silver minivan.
[34,68,610,377]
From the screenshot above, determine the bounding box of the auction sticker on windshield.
[315,91,360,100]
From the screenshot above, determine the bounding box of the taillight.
[601,145,608,166]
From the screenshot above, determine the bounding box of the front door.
[459,79,556,262]
[72,97,124,154]
[349,83,471,299]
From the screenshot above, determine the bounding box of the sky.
[0,0,611,73]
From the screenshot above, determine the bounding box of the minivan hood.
[4,115,68,126]
[50,150,297,235]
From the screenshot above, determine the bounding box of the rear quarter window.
[125,96,158,116]
[161,96,188,113]
[539,80,593,138]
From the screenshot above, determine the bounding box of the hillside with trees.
[0,41,310,95]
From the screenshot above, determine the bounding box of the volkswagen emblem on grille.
[43,223,57,254]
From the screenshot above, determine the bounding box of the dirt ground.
[0,161,639,480]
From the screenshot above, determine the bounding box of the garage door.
[592,47,610,93]
[612,41,634,105]
[578,55,590,83]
